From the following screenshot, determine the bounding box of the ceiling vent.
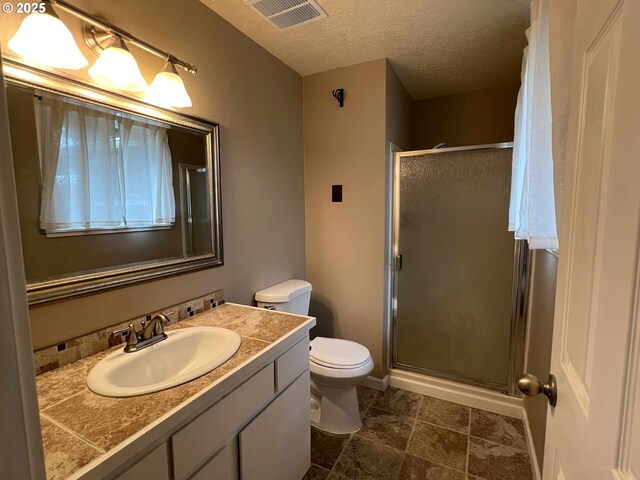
[244,0,328,31]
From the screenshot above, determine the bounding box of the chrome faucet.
[113,314,169,353]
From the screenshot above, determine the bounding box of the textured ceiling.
[199,0,530,100]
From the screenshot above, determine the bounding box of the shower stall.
[391,143,528,394]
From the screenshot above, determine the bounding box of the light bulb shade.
[8,11,88,70]
[88,42,147,92]
[144,64,192,108]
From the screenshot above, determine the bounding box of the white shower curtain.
[508,0,559,250]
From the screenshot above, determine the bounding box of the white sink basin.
[87,327,241,397]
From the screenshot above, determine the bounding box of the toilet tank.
[255,279,312,315]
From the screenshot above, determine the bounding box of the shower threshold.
[388,368,523,420]
[393,362,509,394]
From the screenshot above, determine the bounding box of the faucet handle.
[112,324,139,350]
[112,327,126,336]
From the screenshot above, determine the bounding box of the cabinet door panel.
[173,363,274,480]
[240,372,310,480]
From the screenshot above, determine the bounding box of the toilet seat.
[312,357,371,369]
[309,337,373,379]
[310,337,371,369]
[310,356,374,379]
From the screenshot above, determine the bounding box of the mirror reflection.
[6,81,221,302]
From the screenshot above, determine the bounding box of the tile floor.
[305,386,534,480]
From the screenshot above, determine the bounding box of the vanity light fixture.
[7,1,88,70]
[144,61,193,108]
[7,0,197,107]
[88,36,148,92]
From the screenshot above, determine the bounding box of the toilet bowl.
[255,279,374,434]
[309,337,374,434]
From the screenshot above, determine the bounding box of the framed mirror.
[3,59,223,305]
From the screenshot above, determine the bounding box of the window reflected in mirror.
[35,95,177,234]
[5,76,222,304]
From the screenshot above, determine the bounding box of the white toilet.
[255,279,374,434]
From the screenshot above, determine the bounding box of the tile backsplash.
[33,289,225,375]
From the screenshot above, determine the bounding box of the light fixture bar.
[48,0,197,75]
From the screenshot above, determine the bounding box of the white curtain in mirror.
[36,97,123,230]
[119,118,175,226]
[35,97,175,231]
[35,96,65,229]
[508,0,559,250]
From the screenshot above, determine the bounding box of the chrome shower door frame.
[390,142,529,395]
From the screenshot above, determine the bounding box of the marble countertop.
[36,303,314,480]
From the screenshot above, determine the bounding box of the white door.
[544,0,640,478]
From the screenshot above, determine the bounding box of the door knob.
[517,373,557,407]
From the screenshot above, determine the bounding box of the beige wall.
[304,59,411,378]
[385,63,413,151]
[411,85,519,150]
[0,0,305,349]
[304,59,388,377]
[524,250,558,471]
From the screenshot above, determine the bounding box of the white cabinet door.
[544,0,640,478]
[240,372,310,480]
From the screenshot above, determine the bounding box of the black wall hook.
[332,88,344,108]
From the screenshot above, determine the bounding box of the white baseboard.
[389,368,523,418]
[522,406,542,480]
[361,374,390,391]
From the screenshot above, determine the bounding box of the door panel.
[560,2,623,416]
[545,0,640,477]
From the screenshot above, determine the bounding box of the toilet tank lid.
[255,279,312,303]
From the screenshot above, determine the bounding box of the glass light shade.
[144,63,192,108]
[8,11,88,70]
[88,41,147,92]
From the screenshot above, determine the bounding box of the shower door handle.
[395,254,403,271]
[517,373,557,406]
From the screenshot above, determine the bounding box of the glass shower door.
[393,146,517,390]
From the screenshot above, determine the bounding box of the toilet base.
[310,382,362,434]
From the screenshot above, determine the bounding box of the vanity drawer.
[114,444,169,480]
[172,363,274,480]
[275,336,309,392]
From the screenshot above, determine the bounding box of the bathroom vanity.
[36,303,315,480]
